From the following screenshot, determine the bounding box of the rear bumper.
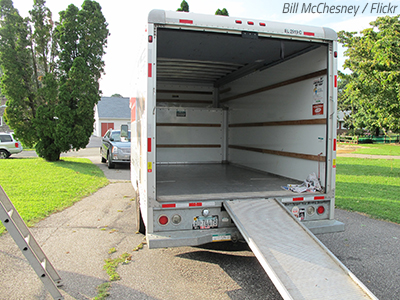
[147,227,242,249]
[111,158,130,163]
[302,219,345,234]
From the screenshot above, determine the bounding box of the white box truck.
[131,10,377,300]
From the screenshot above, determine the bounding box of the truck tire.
[107,152,115,169]
[136,196,146,235]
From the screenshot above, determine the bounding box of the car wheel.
[0,150,10,159]
[107,152,115,169]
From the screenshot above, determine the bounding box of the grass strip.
[0,157,109,235]
[93,282,111,300]
[103,252,132,281]
[353,144,400,156]
[339,143,400,156]
[336,157,400,223]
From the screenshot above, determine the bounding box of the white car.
[0,132,23,158]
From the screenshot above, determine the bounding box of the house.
[93,96,131,137]
[0,96,11,133]
[337,111,349,135]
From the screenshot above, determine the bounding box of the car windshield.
[111,131,131,142]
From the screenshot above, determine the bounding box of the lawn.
[0,157,109,235]
[335,157,400,224]
[352,143,400,156]
[339,143,400,156]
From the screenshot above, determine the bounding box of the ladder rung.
[42,258,47,271]
[25,234,31,246]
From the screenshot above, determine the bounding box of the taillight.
[317,206,325,215]
[15,142,19,148]
[158,215,169,225]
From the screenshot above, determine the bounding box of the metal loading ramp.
[224,199,378,300]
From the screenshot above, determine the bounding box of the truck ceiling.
[156,28,327,86]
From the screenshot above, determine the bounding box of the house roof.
[97,97,130,119]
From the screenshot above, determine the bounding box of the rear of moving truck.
[131,10,342,249]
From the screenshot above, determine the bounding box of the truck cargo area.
[155,27,332,203]
[157,164,304,202]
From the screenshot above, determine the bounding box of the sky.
[11,0,400,97]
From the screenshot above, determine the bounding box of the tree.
[338,15,400,135]
[111,93,123,98]
[0,0,109,161]
[215,8,229,16]
[177,0,189,12]
[0,0,38,147]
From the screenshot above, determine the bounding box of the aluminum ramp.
[224,199,378,300]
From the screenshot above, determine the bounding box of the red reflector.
[293,197,304,201]
[259,22,266,26]
[333,138,337,151]
[248,21,254,25]
[148,63,152,77]
[179,19,193,24]
[304,31,315,36]
[148,35,153,43]
[235,20,242,24]
[189,202,202,207]
[148,138,151,152]
[317,206,325,214]
[314,196,325,200]
[162,204,176,208]
[334,75,337,88]
[159,215,169,225]
[334,51,337,58]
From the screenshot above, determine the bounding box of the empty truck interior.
[154,27,335,217]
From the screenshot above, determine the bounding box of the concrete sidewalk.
[0,182,141,300]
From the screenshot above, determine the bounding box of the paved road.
[1,143,399,299]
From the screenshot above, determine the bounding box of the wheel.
[107,152,115,169]
[0,150,10,159]
[136,195,146,234]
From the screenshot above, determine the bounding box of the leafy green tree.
[177,0,189,12]
[0,0,38,147]
[0,0,108,161]
[111,93,123,98]
[338,15,400,135]
[215,8,229,16]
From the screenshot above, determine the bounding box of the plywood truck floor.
[156,164,306,202]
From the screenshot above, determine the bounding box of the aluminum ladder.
[224,198,378,300]
[0,185,64,300]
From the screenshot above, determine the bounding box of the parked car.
[100,129,131,169]
[0,132,23,159]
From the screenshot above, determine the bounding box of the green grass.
[339,142,400,156]
[0,157,109,235]
[336,157,400,223]
[352,143,400,156]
